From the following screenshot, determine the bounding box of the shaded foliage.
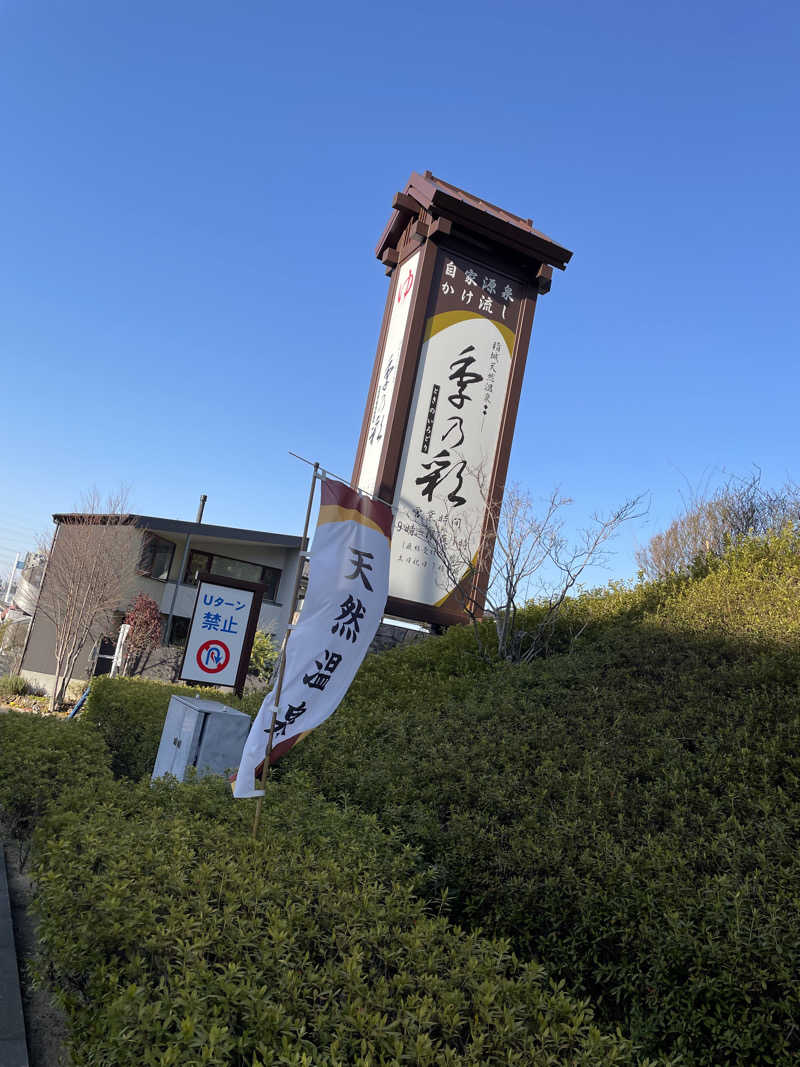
[13,753,646,1065]
[10,526,800,1064]
[0,712,112,864]
[0,673,30,698]
[285,531,800,1064]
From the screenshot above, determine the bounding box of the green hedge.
[0,711,112,851]
[82,675,267,780]
[283,536,800,1064]
[662,526,800,649]
[31,771,651,1066]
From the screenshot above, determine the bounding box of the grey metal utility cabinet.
[151,695,252,783]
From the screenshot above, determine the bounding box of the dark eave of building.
[52,513,302,549]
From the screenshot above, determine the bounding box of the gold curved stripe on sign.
[433,549,480,608]
[422,310,515,357]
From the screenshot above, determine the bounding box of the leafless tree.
[636,468,800,580]
[423,470,644,662]
[36,489,141,711]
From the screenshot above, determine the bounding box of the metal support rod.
[288,450,397,512]
[164,494,206,645]
[252,460,320,839]
[164,535,191,646]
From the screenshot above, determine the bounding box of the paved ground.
[0,842,70,1067]
[0,847,29,1067]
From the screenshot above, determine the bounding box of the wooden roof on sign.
[376,170,573,272]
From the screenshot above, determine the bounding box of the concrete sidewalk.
[0,846,29,1067]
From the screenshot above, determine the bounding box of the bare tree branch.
[636,468,800,580]
[36,488,141,710]
[423,470,644,662]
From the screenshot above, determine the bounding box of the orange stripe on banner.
[317,504,389,539]
[285,728,312,752]
[267,729,313,766]
[321,480,393,538]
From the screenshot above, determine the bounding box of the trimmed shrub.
[82,675,267,780]
[248,628,279,680]
[0,712,112,856]
[284,541,800,1064]
[662,526,800,649]
[31,773,650,1066]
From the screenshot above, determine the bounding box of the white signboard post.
[351,172,572,627]
[179,579,259,691]
[357,248,421,496]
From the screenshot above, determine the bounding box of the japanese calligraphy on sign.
[390,249,522,611]
[233,479,393,798]
[352,171,572,627]
[180,580,257,688]
[357,248,421,496]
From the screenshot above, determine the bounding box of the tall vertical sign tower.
[353,171,572,627]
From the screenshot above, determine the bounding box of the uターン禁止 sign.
[179,577,263,692]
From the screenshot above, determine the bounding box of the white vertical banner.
[233,478,392,798]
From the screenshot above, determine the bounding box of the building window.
[138,534,176,582]
[183,550,281,601]
[166,614,190,646]
[184,551,212,586]
[93,637,116,677]
[259,565,282,601]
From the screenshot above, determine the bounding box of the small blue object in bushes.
[69,687,91,719]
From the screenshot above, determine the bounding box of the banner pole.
[252,460,320,839]
[289,449,396,511]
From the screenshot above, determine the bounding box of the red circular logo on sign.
[397,268,414,303]
[196,639,230,674]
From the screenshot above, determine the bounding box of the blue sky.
[1,0,798,589]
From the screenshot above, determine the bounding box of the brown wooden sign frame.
[353,172,572,629]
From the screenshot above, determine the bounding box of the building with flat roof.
[19,512,302,694]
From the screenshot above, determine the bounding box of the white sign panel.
[391,313,512,607]
[357,248,421,495]
[233,479,392,797]
[180,581,255,688]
